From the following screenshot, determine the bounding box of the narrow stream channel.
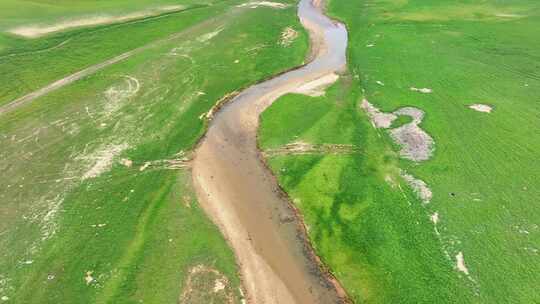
[192,0,348,303]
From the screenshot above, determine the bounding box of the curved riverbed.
[192,0,348,303]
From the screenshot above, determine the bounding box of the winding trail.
[0,51,136,116]
[191,0,348,303]
[0,4,239,116]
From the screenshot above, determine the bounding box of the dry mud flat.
[8,5,187,38]
[192,0,349,303]
[361,99,434,204]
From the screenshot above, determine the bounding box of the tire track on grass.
[0,4,246,117]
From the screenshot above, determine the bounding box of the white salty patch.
[390,107,434,162]
[430,212,439,224]
[519,229,529,235]
[279,27,298,47]
[390,121,434,161]
[139,162,150,172]
[119,158,133,167]
[262,141,360,157]
[213,278,226,292]
[197,28,224,43]
[384,174,397,188]
[0,275,11,301]
[80,143,129,180]
[180,265,233,302]
[37,194,65,242]
[360,99,397,129]
[8,6,186,38]
[430,212,441,236]
[293,73,339,97]
[455,252,470,275]
[168,45,194,58]
[361,101,435,161]
[237,1,289,9]
[468,104,492,113]
[400,170,433,203]
[239,287,247,304]
[104,76,140,114]
[410,87,432,94]
[84,271,95,285]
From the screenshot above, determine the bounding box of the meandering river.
[192,0,348,302]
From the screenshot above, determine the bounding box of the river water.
[192,0,348,302]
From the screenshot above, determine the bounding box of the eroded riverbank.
[191,0,348,302]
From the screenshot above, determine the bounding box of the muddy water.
[191,0,348,303]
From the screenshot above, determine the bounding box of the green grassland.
[0,1,308,303]
[0,0,227,54]
[259,0,540,302]
[0,2,232,106]
[259,81,471,303]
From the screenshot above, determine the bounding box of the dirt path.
[0,5,241,117]
[191,0,349,303]
[0,51,137,116]
[262,142,361,157]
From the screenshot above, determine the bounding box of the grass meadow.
[259,0,540,302]
[0,0,308,302]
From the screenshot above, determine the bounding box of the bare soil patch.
[237,2,289,9]
[179,265,235,304]
[293,73,339,97]
[400,170,432,204]
[455,252,470,275]
[390,107,434,162]
[430,212,439,224]
[279,27,299,47]
[199,91,240,121]
[361,101,434,161]
[103,76,140,115]
[361,99,397,128]
[79,143,128,180]
[8,5,186,38]
[84,271,95,285]
[468,103,492,113]
[120,151,191,172]
[197,28,224,43]
[263,141,360,157]
[410,87,432,94]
